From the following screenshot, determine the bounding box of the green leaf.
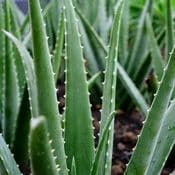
[28,0,67,173]
[9,6,26,101]
[4,0,20,148]
[29,117,59,175]
[119,0,129,65]
[143,99,175,174]
[0,134,21,175]
[125,47,175,174]
[100,1,124,174]
[3,31,38,118]
[63,0,95,174]
[166,0,174,60]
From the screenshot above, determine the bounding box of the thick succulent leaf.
[100,1,124,174]
[0,134,21,175]
[144,99,175,174]
[119,0,129,65]
[90,112,116,175]
[75,5,148,116]
[125,47,175,174]
[4,0,20,148]
[29,117,59,175]
[166,0,174,60]
[28,0,67,173]
[63,0,95,174]
[3,31,38,118]
[52,11,64,83]
[146,15,164,81]
[0,3,5,132]
[9,6,26,101]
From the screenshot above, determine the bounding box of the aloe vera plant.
[1,0,175,174]
[1,0,124,174]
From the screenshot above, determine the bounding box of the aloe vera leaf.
[0,134,21,175]
[146,15,164,81]
[29,117,59,175]
[71,158,77,175]
[100,1,124,174]
[3,31,38,118]
[10,7,26,101]
[4,0,20,148]
[119,0,129,65]
[143,99,175,174]
[52,11,64,83]
[166,0,174,60]
[76,5,148,116]
[125,47,175,174]
[63,0,94,174]
[90,112,116,175]
[0,3,5,132]
[126,0,151,76]
[13,87,31,168]
[28,0,67,173]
